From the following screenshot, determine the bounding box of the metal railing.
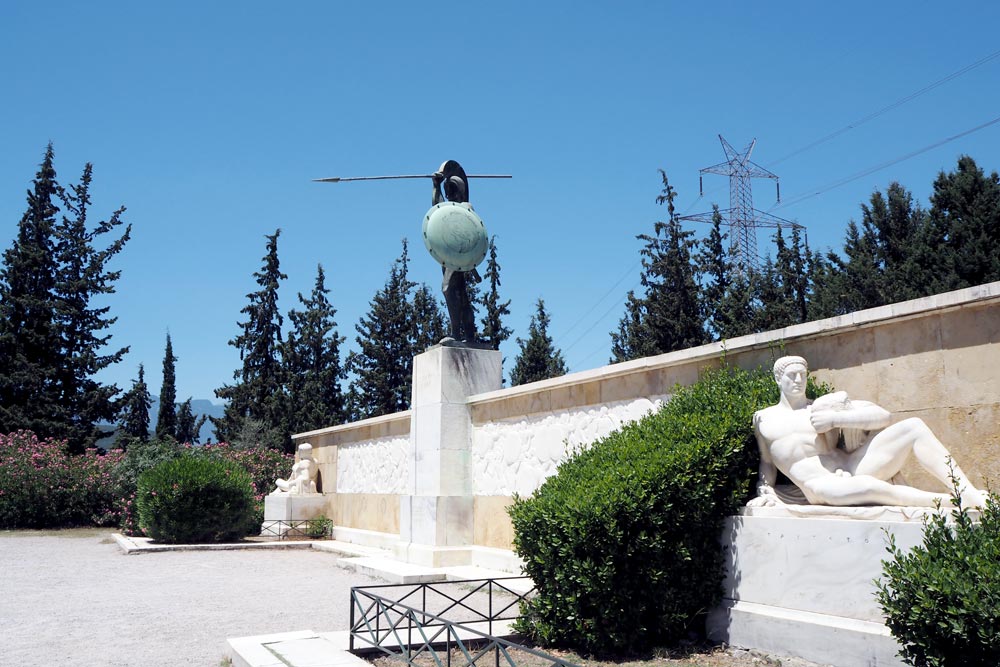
[349,578,580,667]
[258,518,331,540]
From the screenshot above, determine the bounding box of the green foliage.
[479,236,513,351]
[347,239,449,420]
[510,298,567,386]
[284,264,347,434]
[0,146,129,453]
[155,334,177,439]
[176,398,208,444]
[117,364,152,447]
[509,365,778,655]
[876,485,1000,666]
[0,431,124,528]
[305,515,333,538]
[114,437,186,535]
[136,454,258,544]
[612,171,707,362]
[214,229,290,450]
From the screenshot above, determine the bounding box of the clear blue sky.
[2,2,999,405]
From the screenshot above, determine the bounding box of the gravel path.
[0,528,383,667]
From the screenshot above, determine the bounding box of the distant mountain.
[96,395,226,449]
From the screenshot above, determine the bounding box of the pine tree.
[611,170,706,362]
[118,364,151,447]
[696,205,730,340]
[52,162,131,453]
[0,145,63,438]
[928,155,1000,289]
[155,334,177,440]
[346,240,418,420]
[411,283,447,353]
[176,398,208,444]
[510,298,568,386]
[285,264,346,434]
[213,229,289,449]
[479,236,513,351]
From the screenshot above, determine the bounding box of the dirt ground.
[0,528,381,666]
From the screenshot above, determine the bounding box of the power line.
[555,260,640,351]
[767,48,1000,168]
[772,114,1000,211]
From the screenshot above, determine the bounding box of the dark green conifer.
[479,236,513,351]
[346,240,418,420]
[0,145,63,438]
[52,161,131,453]
[214,229,289,449]
[285,264,346,434]
[510,298,567,386]
[612,170,707,362]
[175,398,208,444]
[118,364,151,447]
[155,334,177,439]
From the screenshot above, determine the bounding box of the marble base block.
[707,511,930,667]
[261,493,328,536]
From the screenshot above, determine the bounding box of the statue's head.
[773,355,808,398]
[443,175,468,203]
[297,443,314,459]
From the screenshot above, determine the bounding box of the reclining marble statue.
[750,355,986,508]
[271,443,318,495]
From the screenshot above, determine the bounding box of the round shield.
[422,202,488,271]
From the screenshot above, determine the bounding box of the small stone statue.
[750,355,986,508]
[430,160,482,344]
[271,443,318,495]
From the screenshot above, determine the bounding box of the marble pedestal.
[261,493,328,537]
[394,344,502,567]
[707,506,939,667]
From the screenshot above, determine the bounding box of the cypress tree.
[479,236,513,351]
[411,283,447,353]
[928,155,1000,288]
[285,264,346,434]
[176,398,208,444]
[346,240,418,420]
[52,162,131,453]
[213,229,289,449]
[118,364,151,447]
[155,333,177,440]
[696,205,730,340]
[0,145,63,438]
[612,170,706,362]
[510,298,567,386]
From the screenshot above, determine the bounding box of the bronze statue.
[428,160,484,344]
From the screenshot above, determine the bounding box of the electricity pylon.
[679,135,803,273]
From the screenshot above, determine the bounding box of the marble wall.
[471,396,667,496]
[336,435,410,495]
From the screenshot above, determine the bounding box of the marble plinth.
[396,344,502,566]
[261,493,328,536]
[706,511,934,667]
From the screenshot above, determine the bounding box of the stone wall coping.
[292,409,412,443]
[466,280,1000,409]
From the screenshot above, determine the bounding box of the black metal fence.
[349,578,580,667]
[258,518,331,540]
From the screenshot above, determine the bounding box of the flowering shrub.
[0,431,124,528]
[136,455,258,543]
[0,431,295,533]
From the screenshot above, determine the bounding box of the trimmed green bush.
[509,365,784,655]
[876,486,1000,666]
[136,454,258,544]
